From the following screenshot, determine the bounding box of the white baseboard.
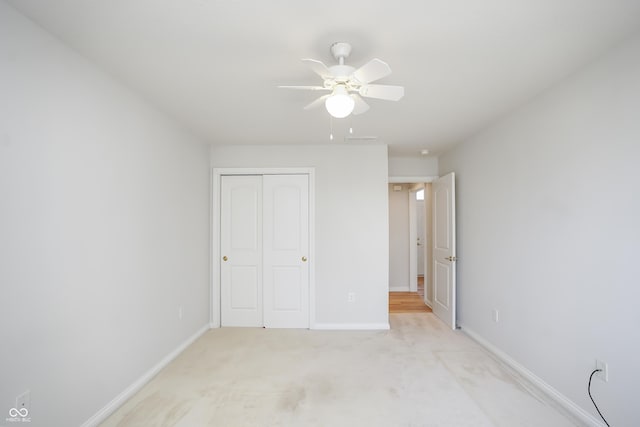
[81,324,210,427]
[460,324,605,427]
[312,323,390,330]
[389,286,409,292]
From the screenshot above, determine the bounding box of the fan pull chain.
[329,117,335,140]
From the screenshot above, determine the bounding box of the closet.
[220,174,309,328]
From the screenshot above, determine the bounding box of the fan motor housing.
[329,65,356,81]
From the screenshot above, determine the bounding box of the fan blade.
[301,58,331,79]
[351,94,370,115]
[353,58,392,84]
[304,95,330,110]
[359,84,404,101]
[278,85,329,91]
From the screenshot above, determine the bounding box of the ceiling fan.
[279,42,404,118]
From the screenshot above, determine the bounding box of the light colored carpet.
[100,314,578,427]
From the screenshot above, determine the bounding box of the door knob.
[222,256,228,261]
[446,256,457,262]
[302,256,308,262]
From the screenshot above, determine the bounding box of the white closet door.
[263,175,309,328]
[221,175,263,327]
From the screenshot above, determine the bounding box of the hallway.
[389,276,431,313]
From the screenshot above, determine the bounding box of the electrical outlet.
[178,306,183,320]
[595,360,608,382]
[347,292,355,303]
[16,390,30,412]
[492,309,499,323]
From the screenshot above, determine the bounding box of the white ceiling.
[8,0,640,156]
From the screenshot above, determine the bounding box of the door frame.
[211,167,316,328]
[408,186,428,293]
[408,187,418,292]
[388,176,438,302]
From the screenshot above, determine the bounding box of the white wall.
[388,155,438,178]
[389,185,410,291]
[211,144,389,326]
[0,3,211,426]
[439,33,640,426]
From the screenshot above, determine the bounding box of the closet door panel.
[220,175,263,327]
[263,175,309,328]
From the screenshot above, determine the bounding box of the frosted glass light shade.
[325,86,355,118]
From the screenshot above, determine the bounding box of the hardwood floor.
[389,276,431,313]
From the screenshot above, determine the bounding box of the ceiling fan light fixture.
[280,42,403,118]
[325,86,355,118]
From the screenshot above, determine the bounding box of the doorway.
[388,182,433,308]
[387,174,457,327]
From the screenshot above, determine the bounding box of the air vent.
[344,136,378,142]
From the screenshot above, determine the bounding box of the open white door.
[432,173,456,329]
